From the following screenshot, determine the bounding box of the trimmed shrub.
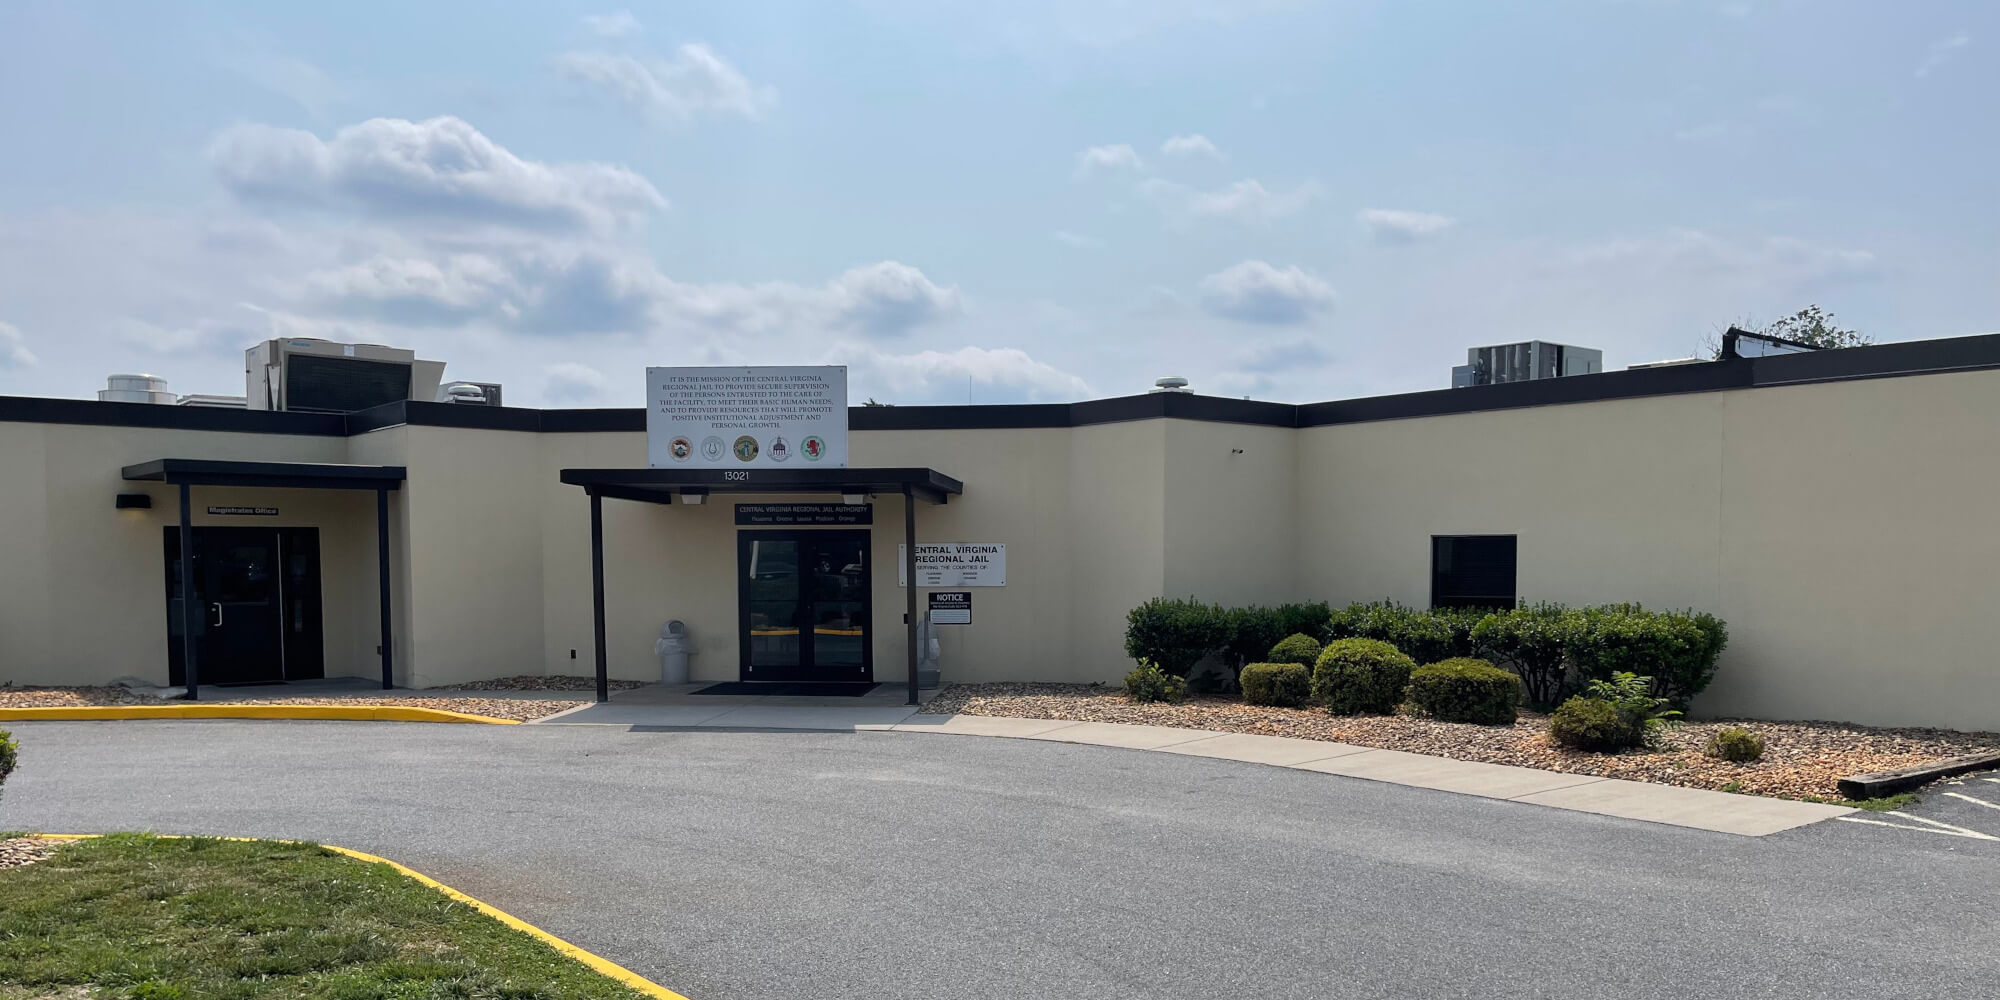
[1124,662,1188,704]
[1587,671,1681,747]
[0,728,15,802]
[1325,601,1456,665]
[1548,697,1640,752]
[1706,727,1765,763]
[1472,602,1578,708]
[1431,605,1498,660]
[1221,606,1288,675]
[1275,601,1332,643]
[1267,632,1322,667]
[1240,662,1312,708]
[1566,604,1728,708]
[1312,638,1416,715]
[1406,658,1523,725]
[1125,597,1230,678]
[1550,672,1680,752]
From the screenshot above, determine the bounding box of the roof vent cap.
[1150,376,1192,394]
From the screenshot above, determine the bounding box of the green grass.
[1796,792,1922,812]
[0,835,645,1000]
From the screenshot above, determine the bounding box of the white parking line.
[1944,791,2000,811]
[1980,778,2000,785]
[1835,813,2000,841]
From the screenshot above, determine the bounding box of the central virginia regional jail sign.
[898,544,1006,587]
[735,503,872,526]
[647,366,848,469]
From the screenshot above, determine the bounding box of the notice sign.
[898,543,1006,587]
[735,504,873,526]
[928,591,972,625]
[646,366,848,469]
[208,506,278,516]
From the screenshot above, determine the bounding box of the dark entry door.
[738,530,871,682]
[164,527,324,686]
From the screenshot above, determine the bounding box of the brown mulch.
[0,837,74,871]
[923,683,2000,800]
[427,675,649,692]
[0,686,582,722]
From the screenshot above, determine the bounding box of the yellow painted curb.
[28,833,688,1000]
[0,704,520,725]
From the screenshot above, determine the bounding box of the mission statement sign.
[898,543,1006,587]
[647,366,848,469]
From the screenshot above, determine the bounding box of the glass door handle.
[211,603,224,627]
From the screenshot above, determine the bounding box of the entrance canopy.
[122,458,407,491]
[123,458,406,701]
[558,467,962,505]
[560,466,963,707]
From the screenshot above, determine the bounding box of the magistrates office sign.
[647,366,848,469]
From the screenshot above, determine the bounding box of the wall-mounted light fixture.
[841,492,866,505]
[678,490,707,506]
[116,492,152,510]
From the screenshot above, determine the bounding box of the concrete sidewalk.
[538,701,1852,837]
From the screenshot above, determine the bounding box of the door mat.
[690,682,880,697]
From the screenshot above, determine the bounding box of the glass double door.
[163,526,324,686]
[737,530,871,682]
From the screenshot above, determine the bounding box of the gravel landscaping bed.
[0,837,69,871]
[427,675,650,692]
[0,686,580,722]
[924,683,2000,800]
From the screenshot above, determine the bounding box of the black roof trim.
[10,333,2000,436]
[122,458,407,491]
[0,395,347,435]
[560,466,964,505]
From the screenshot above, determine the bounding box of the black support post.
[377,488,394,690]
[904,485,918,706]
[590,490,609,704]
[177,482,199,702]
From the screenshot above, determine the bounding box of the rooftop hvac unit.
[245,339,446,413]
[98,373,175,405]
[437,380,504,406]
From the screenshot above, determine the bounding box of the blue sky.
[0,1,1992,406]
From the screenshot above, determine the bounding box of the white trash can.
[655,620,694,684]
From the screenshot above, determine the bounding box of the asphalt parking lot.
[3,721,1996,999]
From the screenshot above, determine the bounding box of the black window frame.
[1430,534,1518,610]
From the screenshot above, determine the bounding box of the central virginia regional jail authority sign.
[647,366,848,469]
[898,544,1006,587]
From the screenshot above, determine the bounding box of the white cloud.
[1052,230,1102,249]
[555,45,775,122]
[1140,177,1320,224]
[1160,133,1224,160]
[0,321,38,368]
[582,11,642,38]
[820,261,963,335]
[1073,143,1143,180]
[209,116,668,234]
[1357,208,1456,245]
[300,245,960,340]
[1915,31,1970,78]
[851,345,1090,403]
[545,362,610,404]
[1561,229,1878,286]
[1197,261,1335,325]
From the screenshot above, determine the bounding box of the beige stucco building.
[3,334,1996,731]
